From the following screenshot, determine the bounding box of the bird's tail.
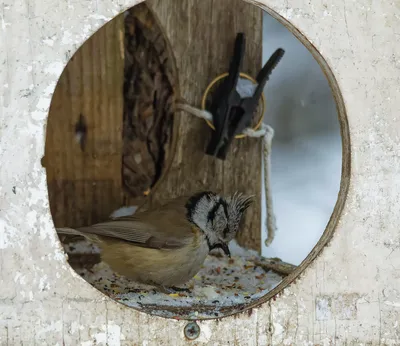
[56,227,85,236]
[56,227,101,243]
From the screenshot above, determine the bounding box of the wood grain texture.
[147,0,263,252]
[44,15,125,228]
[44,0,263,251]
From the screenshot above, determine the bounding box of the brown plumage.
[57,192,253,290]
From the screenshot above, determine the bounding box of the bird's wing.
[107,200,195,245]
[57,195,202,249]
[58,200,196,250]
[76,219,187,249]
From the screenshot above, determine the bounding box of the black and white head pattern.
[186,191,253,246]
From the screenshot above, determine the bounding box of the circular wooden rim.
[51,1,352,322]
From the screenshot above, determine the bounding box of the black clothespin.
[205,33,285,160]
[205,33,245,159]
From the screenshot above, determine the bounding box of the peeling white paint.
[26,210,38,229]
[193,323,212,343]
[39,274,50,291]
[0,219,17,249]
[70,321,84,334]
[316,296,332,321]
[107,324,122,346]
[89,14,111,22]
[1,0,400,344]
[0,14,10,30]
[52,249,68,262]
[384,300,400,308]
[14,272,26,285]
[43,39,54,46]
[61,31,74,45]
[82,24,92,36]
[82,324,121,346]
[44,61,64,75]
[272,320,284,337]
[285,8,293,19]
[36,321,63,337]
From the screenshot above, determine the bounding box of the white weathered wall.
[1,0,400,345]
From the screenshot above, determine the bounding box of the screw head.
[184,321,200,340]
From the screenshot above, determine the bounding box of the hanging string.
[176,77,277,246]
[245,124,277,246]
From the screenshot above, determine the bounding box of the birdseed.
[63,239,283,319]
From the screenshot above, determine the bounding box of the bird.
[56,191,253,292]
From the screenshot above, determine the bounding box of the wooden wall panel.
[44,0,263,251]
[148,0,263,251]
[44,15,125,228]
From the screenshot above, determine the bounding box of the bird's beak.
[220,242,231,258]
[210,243,231,257]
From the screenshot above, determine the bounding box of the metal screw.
[184,321,200,340]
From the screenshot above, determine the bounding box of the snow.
[261,13,342,264]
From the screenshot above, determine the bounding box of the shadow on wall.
[261,12,342,265]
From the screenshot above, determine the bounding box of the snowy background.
[260,12,342,265]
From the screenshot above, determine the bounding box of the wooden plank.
[147,0,263,252]
[44,15,125,228]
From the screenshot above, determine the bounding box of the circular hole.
[46,0,350,320]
